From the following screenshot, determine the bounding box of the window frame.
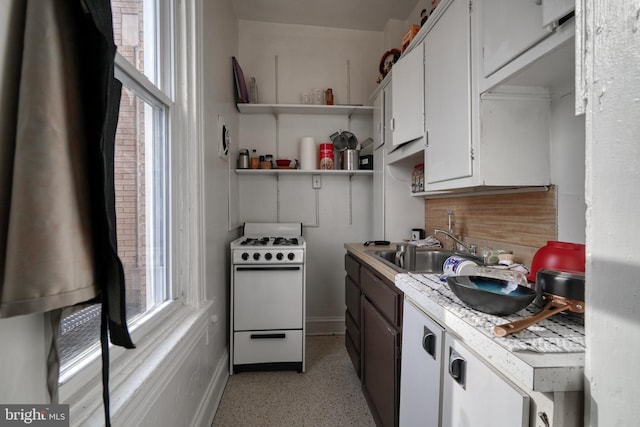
[58,0,202,399]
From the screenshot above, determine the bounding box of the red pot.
[527,241,586,283]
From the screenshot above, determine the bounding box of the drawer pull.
[250,333,286,340]
[422,326,437,359]
[448,348,466,389]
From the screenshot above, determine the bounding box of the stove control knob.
[288,252,295,261]
[276,253,284,261]
[265,253,273,261]
[253,253,261,261]
[241,252,249,261]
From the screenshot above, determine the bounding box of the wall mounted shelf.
[235,169,373,176]
[237,103,373,116]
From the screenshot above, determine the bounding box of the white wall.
[584,1,640,425]
[550,90,586,243]
[237,21,381,333]
[238,20,382,106]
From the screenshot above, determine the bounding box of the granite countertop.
[344,243,585,393]
[397,273,584,393]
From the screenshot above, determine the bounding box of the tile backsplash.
[424,187,557,267]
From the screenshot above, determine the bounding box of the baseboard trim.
[306,316,345,335]
[192,348,229,427]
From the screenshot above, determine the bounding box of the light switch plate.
[312,175,322,189]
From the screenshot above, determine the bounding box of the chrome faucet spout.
[433,229,477,255]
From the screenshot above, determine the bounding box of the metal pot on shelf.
[329,131,359,170]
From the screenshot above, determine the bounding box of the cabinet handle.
[250,333,286,339]
[422,326,437,359]
[448,348,466,389]
[391,117,396,131]
[538,412,550,427]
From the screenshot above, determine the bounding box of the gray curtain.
[0,0,134,424]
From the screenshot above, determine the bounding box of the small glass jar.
[250,149,259,169]
[325,88,334,105]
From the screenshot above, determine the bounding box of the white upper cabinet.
[375,0,568,196]
[542,0,575,28]
[421,0,552,193]
[424,0,472,184]
[391,43,425,147]
[482,0,551,78]
[480,0,575,93]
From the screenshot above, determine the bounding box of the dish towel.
[411,235,442,248]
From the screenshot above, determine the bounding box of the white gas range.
[229,222,306,374]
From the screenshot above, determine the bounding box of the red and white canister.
[319,143,334,170]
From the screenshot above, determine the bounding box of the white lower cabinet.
[400,298,530,427]
[399,300,444,427]
[442,334,529,427]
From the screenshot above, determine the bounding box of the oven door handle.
[236,266,301,272]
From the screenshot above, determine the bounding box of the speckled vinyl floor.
[212,335,375,427]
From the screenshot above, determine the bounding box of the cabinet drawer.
[233,330,303,365]
[345,253,361,284]
[345,275,361,322]
[345,309,360,350]
[361,266,401,327]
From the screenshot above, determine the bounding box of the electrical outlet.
[312,175,322,189]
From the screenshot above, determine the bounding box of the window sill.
[60,300,213,425]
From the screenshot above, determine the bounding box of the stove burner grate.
[274,237,299,246]
[240,237,269,246]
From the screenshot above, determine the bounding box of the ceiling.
[231,0,420,31]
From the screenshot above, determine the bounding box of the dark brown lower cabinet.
[345,252,402,427]
[344,254,362,375]
[361,296,400,427]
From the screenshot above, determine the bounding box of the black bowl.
[446,276,536,316]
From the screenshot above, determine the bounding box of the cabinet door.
[482,0,550,77]
[542,0,574,28]
[424,0,472,184]
[391,44,424,147]
[399,300,444,427]
[362,296,400,427]
[442,334,530,427]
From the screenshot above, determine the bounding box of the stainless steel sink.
[366,249,457,273]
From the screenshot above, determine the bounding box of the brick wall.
[112,0,147,313]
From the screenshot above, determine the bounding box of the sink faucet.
[434,229,477,256]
